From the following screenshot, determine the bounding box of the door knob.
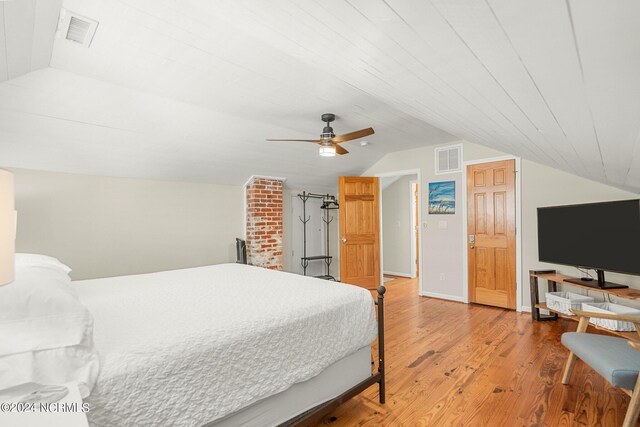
[341,237,347,244]
[469,234,475,249]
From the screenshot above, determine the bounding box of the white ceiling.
[0,0,639,192]
[0,0,60,82]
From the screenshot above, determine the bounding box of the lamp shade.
[319,145,336,157]
[0,169,15,286]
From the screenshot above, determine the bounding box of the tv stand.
[529,270,640,322]
[565,269,628,289]
[529,270,640,340]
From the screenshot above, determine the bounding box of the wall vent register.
[56,9,99,48]
[435,144,462,174]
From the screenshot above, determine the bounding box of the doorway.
[411,180,419,278]
[338,176,380,287]
[466,159,517,309]
[379,172,420,285]
[337,170,423,293]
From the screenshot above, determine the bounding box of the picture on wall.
[428,181,455,214]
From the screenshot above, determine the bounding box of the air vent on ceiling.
[56,9,99,48]
[435,144,462,174]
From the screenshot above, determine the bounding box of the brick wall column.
[245,177,284,270]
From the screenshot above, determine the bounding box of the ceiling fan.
[267,113,374,157]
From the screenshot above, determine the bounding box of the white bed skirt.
[208,345,371,427]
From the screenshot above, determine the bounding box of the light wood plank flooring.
[317,277,636,426]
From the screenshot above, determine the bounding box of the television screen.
[537,199,640,275]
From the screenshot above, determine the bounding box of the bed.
[72,263,385,426]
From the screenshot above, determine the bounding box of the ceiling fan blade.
[330,127,374,143]
[266,138,321,143]
[335,144,349,155]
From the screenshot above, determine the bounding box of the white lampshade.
[319,145,336,157]
[0,169,15,286]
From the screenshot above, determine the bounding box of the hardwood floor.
[318,277,636,426]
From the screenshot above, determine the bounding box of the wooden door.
[339,176,380,287]
[467,160,516,309]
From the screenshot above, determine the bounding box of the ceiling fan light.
[319,145,336,157]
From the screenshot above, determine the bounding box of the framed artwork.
[428,181,455,214]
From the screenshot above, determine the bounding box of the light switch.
[438,220,448,229]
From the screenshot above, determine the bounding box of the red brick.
[245,177,283,270]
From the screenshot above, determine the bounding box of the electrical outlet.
[439,273,446,281]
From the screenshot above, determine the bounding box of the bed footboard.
[377,284,385,404]
[284,284,386,426]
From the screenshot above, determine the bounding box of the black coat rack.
[298,191,339,281]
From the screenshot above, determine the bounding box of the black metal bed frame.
[281,284,386,426]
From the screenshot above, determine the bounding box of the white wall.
[382,175,415,276]
[521,160,640,308]
[12,168,244,280]
[363,141,639,308]
[364,142,502,302]
[283,188,340,278]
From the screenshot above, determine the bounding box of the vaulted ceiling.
[0,0,639,192]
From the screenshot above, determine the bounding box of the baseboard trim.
[383,271,412,278]
[420,291,466,303]
[520,305,532,313]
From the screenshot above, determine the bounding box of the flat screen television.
[537,199,640,289]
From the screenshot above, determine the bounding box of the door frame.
[461,156,523,312]
[375,169,423,293]
[409,179,418,279]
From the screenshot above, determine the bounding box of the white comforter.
[73,263,377,427]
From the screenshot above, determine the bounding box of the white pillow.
[15,253,72,275]
[0,262,99,398]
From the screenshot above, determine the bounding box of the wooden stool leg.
[561,352,577,384]
[562,317,589,385]
[623,376,640,427]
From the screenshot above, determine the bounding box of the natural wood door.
[339,176,380,287]
[467,160,516,309]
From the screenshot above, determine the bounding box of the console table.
[529,270,640,340]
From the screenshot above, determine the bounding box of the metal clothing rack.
[298,191,339,281]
